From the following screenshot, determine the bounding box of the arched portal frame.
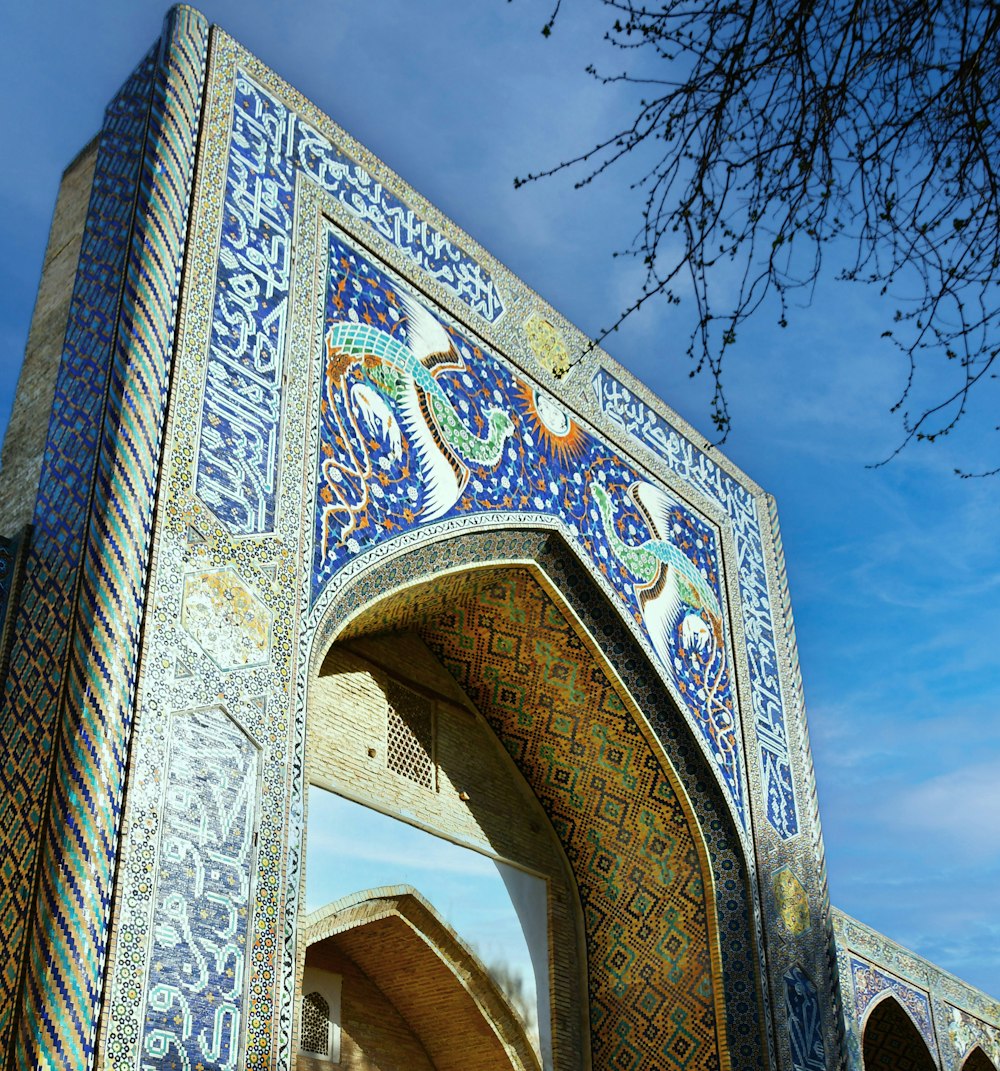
[296,525,770,1070]
[962,1045,1000,1071]
[859,992,939,1071]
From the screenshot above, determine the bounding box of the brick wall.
[301,629,587,1070]
[0,140,98,535]
[301,945,435,1071]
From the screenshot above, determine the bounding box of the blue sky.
[2,1,997,998]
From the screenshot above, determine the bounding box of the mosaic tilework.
[850,958,936,1057]
[592,368,798,838]
[181,569,273,670]
[0,42,157,1058]
[312,229,747,827]
[0,532,26,678]
[197,71,504,536]
[947,1009,1000,1071]
[334,548,766,1066]
[98,28,777,1070]
[3,11,209,1070]
[785,967,827,1071]
[364,568,723,1070]
[524,314,572,376]
[773,868,810,936]
[862,995,937,1070]
[140,707,260,1071]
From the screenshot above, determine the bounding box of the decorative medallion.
[773,866,810,935]
[524,314,572,377]
[180,568,272,670]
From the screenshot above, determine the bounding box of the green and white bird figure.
[591,480,723,665]
[325,290,515,521]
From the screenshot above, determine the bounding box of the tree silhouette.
[515,0,1000,474]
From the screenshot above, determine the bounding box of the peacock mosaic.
[312,228,747,826]
[594,370,798,839]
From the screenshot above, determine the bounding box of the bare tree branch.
[516,0,1000,473]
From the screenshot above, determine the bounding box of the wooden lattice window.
[299,969,341,1062]
[301,991,330,1057]
[386,680,435,789]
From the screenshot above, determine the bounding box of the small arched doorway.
[862,995,937,1071]
[963,1047,999,1071]
[299,536,766,1071]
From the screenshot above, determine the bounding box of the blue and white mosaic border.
[593,368,799,838]
[197,72,505,535]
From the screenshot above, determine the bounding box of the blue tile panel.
[311,230,747,827]
[592,369,799,838]
[0,44,157,1057]
[0,10,209,1070]
[197,72,505,536]
[785,966,827,1071]
[140,708,260,1071]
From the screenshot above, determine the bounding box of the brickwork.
[306,629,586,1068]
[0,141,97,536]
[303,945,435,1071]
[303,889,539,1071]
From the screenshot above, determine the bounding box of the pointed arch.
[963,1046,999,1071]
[304,886,540,1071]
[861,993,937,1071]
[303,525,768,1070]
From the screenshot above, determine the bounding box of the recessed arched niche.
[298,533,766,1071]
[963,1046,1000,1071]
[862,995,937,1071]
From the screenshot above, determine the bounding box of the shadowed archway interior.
[862,996,937,1071]
[964,1047,1000,1071]
[320,560,757,1071]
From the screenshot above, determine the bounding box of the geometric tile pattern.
[330,532,767,1070]
[196,71,504,536]
[139,707,259,1071]
[351,565,736,1066]
[389,568,726,1071]
[850,957,936,1058]
[313,229,747,829]
[593,368,799,837]
[0,43,158,1060]
[1,10,209,1070]
[0,531,26,678]
[784,967,826,1071]
[862,994,937,1071]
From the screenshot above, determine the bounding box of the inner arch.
[320,560,743,1069]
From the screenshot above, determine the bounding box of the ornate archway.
[963,1047,999,1071]
[862,995,937,1071]
[305,528,767,1071]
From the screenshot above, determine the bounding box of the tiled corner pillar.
[0,8,208,1069]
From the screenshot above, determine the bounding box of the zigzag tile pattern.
[393,569,725,1071]
[0,46,157,1057]
[0,11,208,1069]
[0,533,26,678]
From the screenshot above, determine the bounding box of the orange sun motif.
[516,382,587,467]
